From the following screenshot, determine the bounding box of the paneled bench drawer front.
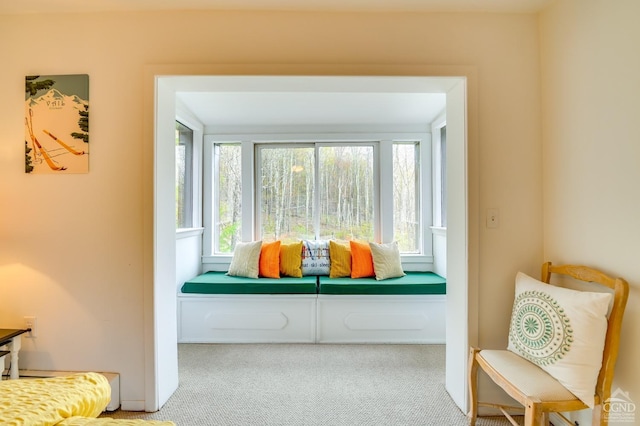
[178,294,317,343]
[316,295,446,344]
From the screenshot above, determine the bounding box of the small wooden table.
[0,329,29,380]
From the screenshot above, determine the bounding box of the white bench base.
[178,294,317,343]
[177,293,446,344]
[316,295,446,344]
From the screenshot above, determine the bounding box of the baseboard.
[120,400,146,411]
[19,369,120,412]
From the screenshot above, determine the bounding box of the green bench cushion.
[319,272,446,295]
[181,271,318,295]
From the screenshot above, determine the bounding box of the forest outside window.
[257,144,375,244]
[393,142,420,253]
[209,136,429,259]
[213,143,242,253]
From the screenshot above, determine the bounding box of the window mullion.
[203,137,214,255]
[422,134,433,257]
[241,140,254,242]
[314,143,321,240]
[183,131,193,228]
[379,140,393,243]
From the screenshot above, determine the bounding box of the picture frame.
[25,74,89,174]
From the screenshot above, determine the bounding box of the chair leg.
[524,400,545,426]
[468,347,480,426]
[592,403,605,425]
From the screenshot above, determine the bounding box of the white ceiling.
[179,91,446,127]
[173,76,450,129]
[0,0,555,15]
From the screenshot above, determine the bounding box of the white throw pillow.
[227,241,262,279]
[369,241,405,280]
[507,272,612,408]
[301,240,330,276]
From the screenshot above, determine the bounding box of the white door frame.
[145,66,479,412]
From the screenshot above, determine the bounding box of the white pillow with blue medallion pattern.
[507,272,612,408]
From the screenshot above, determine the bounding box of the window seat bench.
[181,272,318,295]
[177,271,446,344]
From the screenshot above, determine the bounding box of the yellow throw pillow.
[329,240,351,278]
[259,240,281,278]
[279,241,303,278]
[349,240,375,278]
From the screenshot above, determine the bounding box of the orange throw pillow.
[259,240,281,278]
[349,240,375,278]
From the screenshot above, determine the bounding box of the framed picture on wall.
[25,74,89,174]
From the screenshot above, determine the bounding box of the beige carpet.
[102,344,521,425]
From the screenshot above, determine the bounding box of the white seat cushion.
[479,349,578,402]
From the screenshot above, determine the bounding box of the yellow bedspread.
[58,417,176,426]
[0,372,111,425]
[58,418,175,426]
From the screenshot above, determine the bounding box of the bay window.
[205,133,432,265]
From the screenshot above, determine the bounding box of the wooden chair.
[468,262,629,426]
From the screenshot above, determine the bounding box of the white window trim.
[431,113,447,229]
[379,140,393,243]
[176,227,204,240]
[202,136,214,255]
[430,226,447,237]
[418,134,434,261]
[203,131,434,269]
[176,101,204,231]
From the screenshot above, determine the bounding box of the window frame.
[175,121,194,229]
[203,132,433,269]
[255,141,379,243]
[431,113,447,229]
[175,108,203,234]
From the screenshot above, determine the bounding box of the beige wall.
[540,0,640,422]
[0,10,542,406]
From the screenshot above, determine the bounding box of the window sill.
[201,253,433,270]
[176,227,204,240]
[430,226,447,237]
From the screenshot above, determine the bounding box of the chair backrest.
[541,262,629,404]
